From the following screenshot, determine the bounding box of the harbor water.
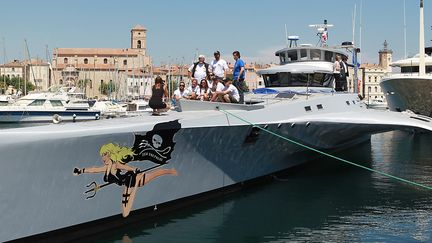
[80,130,432,243]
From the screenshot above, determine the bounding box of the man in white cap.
[188,54,210,82]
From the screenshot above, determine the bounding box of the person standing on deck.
[339,55,353,92]
[188,55,210,82]
[333,55,342,91]
[210,51,228,80]
[232,51,246,104]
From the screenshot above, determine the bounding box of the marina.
[1,0,432,242]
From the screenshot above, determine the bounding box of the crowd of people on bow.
[149,50,247,114]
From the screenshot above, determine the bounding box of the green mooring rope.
[218,108,432,191]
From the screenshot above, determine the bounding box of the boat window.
[28,99,46,106]
[310,49,321,60]
[300,49,308,60]
[263,72,334,87]
[287,50,298,61]
[324,51,334,62]
[279,52,287,63]
[401,66,432,73]
[50,100,64,107]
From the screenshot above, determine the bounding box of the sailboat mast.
[24,39,37,92]
[404,0,407,58]
[2,37,6,93]
[419,0,426,76]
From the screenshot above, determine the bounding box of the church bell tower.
[379,40,393,72]
[131,24,147,54]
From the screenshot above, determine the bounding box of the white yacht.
[126,99,152,116]
[0,94,13,106]
[2,23,432,242]
[381,53,432,117]
[0,90,100,123]
[381,0,432,117]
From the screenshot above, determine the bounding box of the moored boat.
[0,91,100,123]
[2,21,432,242]
[380,0,432,117]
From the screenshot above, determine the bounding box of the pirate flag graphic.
[125,120,181,164]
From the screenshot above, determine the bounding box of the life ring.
[52,114,62,124]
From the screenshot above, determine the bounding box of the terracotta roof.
[22,59,49,66]
[132,24,147,31]
[1,60,24,67]
[360,63,384,69]
[54,48,142,57]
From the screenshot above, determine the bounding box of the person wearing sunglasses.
[173,81,189,101]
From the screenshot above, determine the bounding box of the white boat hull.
[380,76,432,117]
[1,93,432,241]
[0,110,100,123]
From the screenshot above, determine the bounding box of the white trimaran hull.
[1,93,432,241]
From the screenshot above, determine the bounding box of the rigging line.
[217,108,432,191]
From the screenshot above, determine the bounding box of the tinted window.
[324,51,334,62]
[310,49,321,60]
[263,73,334,87]
[300,49,308,60]
[50,100,64,107]
[287,50,298,61]
[28,99,46,106]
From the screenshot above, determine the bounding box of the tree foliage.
[0,75,35,94]
[98,81,116,95]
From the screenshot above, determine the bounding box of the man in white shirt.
[209,51,228,79]
[188,55,210,82]
[173,81,189,101]
[210,76,226,102]
[211,78,239,103]
[186,78,200,100]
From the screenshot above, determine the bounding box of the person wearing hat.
[210,51,228,80]
[188,54,210,82]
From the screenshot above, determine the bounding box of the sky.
[0,0,430,66]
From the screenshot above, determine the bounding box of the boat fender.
[53,114,62,124]
[73,114,77,123]
[95,114,100,120]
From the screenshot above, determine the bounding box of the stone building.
[0,59,51,93]
[360,40,392,102]
[24,59,51,91]
[52,25,151,98]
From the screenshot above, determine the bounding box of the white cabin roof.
[257,61,333,75]
[391,54,432,67]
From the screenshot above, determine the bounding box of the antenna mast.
[419,0,426,76]
[309,19,334,47]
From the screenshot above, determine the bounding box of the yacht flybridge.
[2,22,432,242]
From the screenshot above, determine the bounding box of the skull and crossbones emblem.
[152,134,163,149]
[138,133,172,159]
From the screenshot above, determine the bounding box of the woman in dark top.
[149,76,170,114]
